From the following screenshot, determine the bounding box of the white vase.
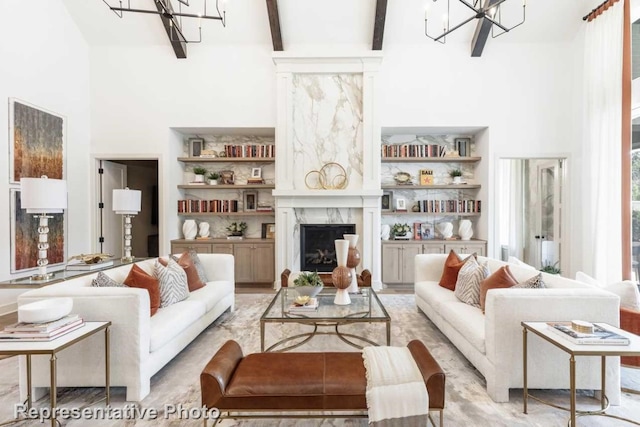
[437,222,453,239]
[343,234,359,294]
[453,176,462,184]
[458,219,473,241]
[194,174,205,183]
[333,239,351,305]
[381,224,391,241]
[183,219,197,240]
[198,222,210,238]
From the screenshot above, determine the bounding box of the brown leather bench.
[201,339,445,426]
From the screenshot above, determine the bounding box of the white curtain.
[582,1,624,284]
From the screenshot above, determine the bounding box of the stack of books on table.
[547,321,630,346]
[288,298,319,313]
[0,314,84,342]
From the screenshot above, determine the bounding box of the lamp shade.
[113,188,141,215]
[20,176,67,214]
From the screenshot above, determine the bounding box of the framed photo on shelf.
[251,167,262,179]
[189,138,204,158]
[220,170,235,185]
[262,223,276,239]
[243,191,257,212]
[381,191,393,211]
[396,198,407,212]
[454,137,471,157]
[420,223,434,240]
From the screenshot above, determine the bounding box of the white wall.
[0,0,90,314]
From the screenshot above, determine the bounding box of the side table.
[522,321,640,426]
[0,321,111,427]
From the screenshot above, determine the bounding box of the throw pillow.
[575,271,601,288]
[507,256,537,270]
[479,266,519,312]
[154,259,190,308]
[91,271,126,288]
[124,264,161,316]
[513,273,546,289]
[575,271,640,310]
[438,250,476,291]
[160,253,206,292]
[454,257,490,307]
[188,249,208,284]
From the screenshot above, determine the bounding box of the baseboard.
[0,301,17,317]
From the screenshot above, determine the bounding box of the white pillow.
[575,271,640,310]
[454,256,490,308]
[507,256,536,270]
[575,271,601,288]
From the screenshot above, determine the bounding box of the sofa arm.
[201,340,244,408]
[198,254,235,283]
[621,307,640,367]
[414,254,448,283]
[407,340,445,410]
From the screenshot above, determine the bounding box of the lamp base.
[31,272,54,281]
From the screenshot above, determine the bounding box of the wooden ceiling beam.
[372,0,388,51]
[155,0,187,59]
[266,0,284,51]
[470,0,501,57]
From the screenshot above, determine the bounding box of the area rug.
[0,293,639,426]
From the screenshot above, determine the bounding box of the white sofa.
[414,254,621,404]
[17,254,235,402]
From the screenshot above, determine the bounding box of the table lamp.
[20,175,67,280]
[112,187,141,263]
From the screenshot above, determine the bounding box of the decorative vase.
[182,219,197,240]
[458,219,473,241]
[381,224,391,241]
[344,234,360,294]
[453,176,462,184]
[208,179,218,185]
[198,222,210,238]
[332,239,351,305]
[194,174,205,183]
[437,222,453,239]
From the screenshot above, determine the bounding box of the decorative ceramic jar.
[182,219,197,240]
[381,224,391,241]
[332,239,352,305]
[344,234,360,294]
[198,222,210,238]
[437,222,453,239]
[458,219,473,241]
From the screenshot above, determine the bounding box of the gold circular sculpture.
[305,162,348,190]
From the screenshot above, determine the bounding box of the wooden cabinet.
[444,241,486,256]
[170,239,274,285]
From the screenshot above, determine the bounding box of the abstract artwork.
[9,98,65,184]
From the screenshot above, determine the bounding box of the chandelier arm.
[483,14,511,32]
[102,0,123,18]
[457,0,483,14]
[491,4,526,38]
[216,0,226,27]
[425,20,446,44]
[433,15,477,42]
[108,7,223,21]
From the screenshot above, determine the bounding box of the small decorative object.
[419,169,434,185]
[392,223,411,240]
[220,170,234,185]
[381,191,393,211]
[68,253,113,264]
[305,162,348,190]
[458,219,473,240]
[449,169,463,184]
[192,166,207,183]
[571,320,595,334]
[437,222,454,239]
[344,234,360,293]
[394,171,412,185]
[189,138,204,157]
[247,167,264,184]
[455,137,471,157]
[420,223,434,240]
[412,203,420,212]
[226,221,247,237]
[200,149,217,158]
[183,219,197,240]
[18,297,73,323]
[332,239,352,305]
[207,172,219,185]
[381,224,391,240]
[243,191,257,212]
[293,271,324,298]
[198,222,210,238]
[218,151,227,157]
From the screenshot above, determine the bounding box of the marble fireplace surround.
[272,53,383,289]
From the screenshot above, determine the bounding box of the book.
[4,314,81,333]
[0,320,84,340]
[547,322,630,346]
[419,169,434,186]
[66,260,114,271]
[288,298,319,312]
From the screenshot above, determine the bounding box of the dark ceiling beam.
[470,0,501,57]
[155,0,187,59]
[372,0,388,50]
[266,0,284,51]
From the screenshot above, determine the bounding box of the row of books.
[222,144,275,158]
[416,199,481,214]
[547,322,630,346]
[0,314,84,341]
[381,144,446,158]
[178,199,239,213]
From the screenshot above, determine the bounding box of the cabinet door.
[382,244,403,284]
[171,243,212,254]
[422,242,445,254]
[253,243,275,283]
[210,244,234,255]
[445,242,486,256]
[401,245,422,284]
[233,244,254,283]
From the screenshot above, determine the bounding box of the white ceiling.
[62,0,604,50]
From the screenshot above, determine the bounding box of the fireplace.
[300,224,356,272]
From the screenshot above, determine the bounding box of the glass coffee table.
[260,287,391,352]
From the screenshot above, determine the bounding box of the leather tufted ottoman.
[200,339,445,426]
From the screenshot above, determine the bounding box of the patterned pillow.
[188,250,208,284]
[154,259,189,308]
[513,273,546,289]
[161,252,206,292]
[91,271,126,287]
[454,256,490,307]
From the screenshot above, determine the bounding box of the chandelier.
[102,0,226,43]
[424,0,526,44]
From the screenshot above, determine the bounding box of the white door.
[535,160,562,270]
[96,161,127,257]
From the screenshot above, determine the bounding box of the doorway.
[96,159,159,258]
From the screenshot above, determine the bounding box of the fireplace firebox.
[300,224,356,272]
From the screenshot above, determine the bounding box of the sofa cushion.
[575,271,640,310]
[124,264,161,316]
[479,266,518,311]
[439,250,474,291]
[454,257,489,307]
[188,280,234,312]
[154,259,190,308]
[437,300,486,354]
[149,300,206,352]
[415,280,460,312]
[91,271,126,288]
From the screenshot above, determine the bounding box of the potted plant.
[391,223,411,240]
[293,271,324,297]
[207,171,219,185]
[192,166,207,183]
[540,260,561,275]
[449,169,463,184]
[226,221,247,237]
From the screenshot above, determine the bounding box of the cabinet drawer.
[171,243,212,254]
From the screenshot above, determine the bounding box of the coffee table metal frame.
[522,321,640,426]
[260,287,390,352]
[0,321,111,427]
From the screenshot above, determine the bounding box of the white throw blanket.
[362,346,429,427]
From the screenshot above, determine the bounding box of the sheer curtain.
[582,1,624,284]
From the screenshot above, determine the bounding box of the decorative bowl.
[295,285,323,298]
[294,295,311,306]
[394,172,412,185]
[18,297,73,323]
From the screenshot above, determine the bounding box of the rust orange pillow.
[438,250,474,291]
[124,264,161,316]
[479,265,518,312]
[159,253,205,292]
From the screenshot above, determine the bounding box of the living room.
[1,0,640,425]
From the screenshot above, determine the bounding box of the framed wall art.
[244,191,257,212]
[9,98,66,184]
[261,223,275,239]
[381,191,393,212]
[10,188,66,274]
[189,138,204,157]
